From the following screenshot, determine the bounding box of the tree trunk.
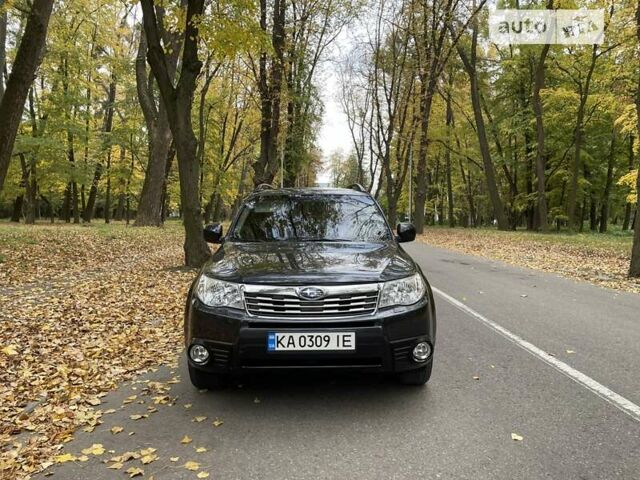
[412,0,454,233]
[40,194,53,222]
[141,0,210,267]
[459,159,476,227]
[456,30,508,230]
[589,194,597,231]
[11,195,23,222]
[72,181,80,223]
[630,0,640,277]
[413,78,433,233]
[585,163,597,231]
[113,147,127,221]
[532,30,551,231]
[135,123,172,227]
[0,0,54,194]
[599,129,616,233]
[630,158,640,275]
[445,88,454,228]
[0,0,6,101]
[84,77,116,222]
[253,0,286,187]
[160,144,175,223]
[518,70,535,231]
[19,154,37,224]
[126,144,134,225]
[232,157,249,217]
[135,26,177,227]
[115,191,125,221]
[62,58,81,224]
[622,135,634,231]
[104,149,112,224]
[567,46,598,229]
[62,183,71,222]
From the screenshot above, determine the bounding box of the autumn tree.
[135,7,182,227]
[630,0,640,277]
[0,0,54,194]
[140,0,210,267]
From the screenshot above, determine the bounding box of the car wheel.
[397,361,432,386]
[188,364,228,390]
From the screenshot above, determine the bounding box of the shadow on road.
[181,364,432,423]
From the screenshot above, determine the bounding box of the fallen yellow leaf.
[126,466,144,478]
[184,461,200,471]
[111,426,124,434]
[54,453,76,463]
[141,454,157,465]
[81,443,105,456]
[1,345,18,356]
[195,447,207,453]
[193,416,207,422]
[108,462,123,470]
[197,473,210,479]
[511,433,524,441]
[180,435,192,444]
[212,418,223,427]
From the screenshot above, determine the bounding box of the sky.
[316,36,353,185]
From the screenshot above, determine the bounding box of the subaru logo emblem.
[297,286,325,300]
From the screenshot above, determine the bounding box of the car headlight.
[195,275,244,309]
[378,273,426,309]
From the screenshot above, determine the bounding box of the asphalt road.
[41,242,640,480]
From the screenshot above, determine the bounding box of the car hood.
[203,241,417,285]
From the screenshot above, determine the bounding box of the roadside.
[0,222,197,478]
[418,227,640,295]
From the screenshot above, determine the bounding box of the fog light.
[412,342,431,362]
[189,345,209,364]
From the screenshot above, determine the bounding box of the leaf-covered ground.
[418,227,640,294]
[0,221,199,478]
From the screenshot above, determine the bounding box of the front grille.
[244,289,379,318]
[246,320,378,329]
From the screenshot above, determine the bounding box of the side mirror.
[396,223,416,243]
[203,223,224,244]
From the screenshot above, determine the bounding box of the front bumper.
[185,293,435,374]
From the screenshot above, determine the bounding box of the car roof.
[249,187,369,198]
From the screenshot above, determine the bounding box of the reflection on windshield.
[231,195,391,242]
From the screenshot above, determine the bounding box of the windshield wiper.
[298,238,352,242]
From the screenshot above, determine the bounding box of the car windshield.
[230,194,391,242]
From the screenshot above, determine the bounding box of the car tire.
[188,364,228,390]
[397,361,432,386]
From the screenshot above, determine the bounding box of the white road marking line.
[432,286,640,423]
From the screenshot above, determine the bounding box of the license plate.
[267,332,356,352]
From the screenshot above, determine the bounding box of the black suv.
[184,186,436,387]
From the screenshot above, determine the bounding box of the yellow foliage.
[617,170,638,204]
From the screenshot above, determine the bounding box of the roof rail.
[348,183,366,192]
[254,184,275,192]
